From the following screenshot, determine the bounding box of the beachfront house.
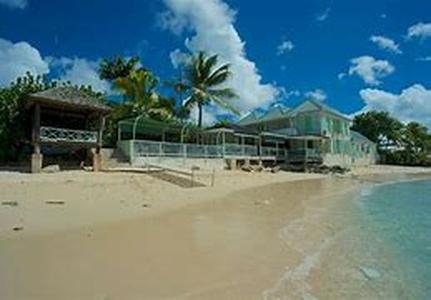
[238,100,377,167]
[116,99,377,170]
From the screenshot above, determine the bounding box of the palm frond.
[206,64,232,86]
[208,88,237,99]
[208,94,240,115]
[201,54,219,79]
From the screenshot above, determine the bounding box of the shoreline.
[0,165,431,299]
[1,165,430,240]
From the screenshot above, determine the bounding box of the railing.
[287,148,322,162]
[224,144,258,157]
[134,140,223,158]
[40,126,98,144]
[132,140,264,159]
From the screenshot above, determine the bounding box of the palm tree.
[177,52,239,127]
[99,56,140,81]
[113,69,173,120]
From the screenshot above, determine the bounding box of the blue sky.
[1,0,431,126]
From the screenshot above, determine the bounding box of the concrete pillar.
[31,153,43,173]
[31,103,42,173]
[93,151,102,172]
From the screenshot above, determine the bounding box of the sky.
[0,0,431,126]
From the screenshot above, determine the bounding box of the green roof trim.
[237,111,260,125]
[118,116,203,135]
[236,100,350,126]
[259,105,291,122]
[306,100,351,121]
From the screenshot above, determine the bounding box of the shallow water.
[358,179,431,299]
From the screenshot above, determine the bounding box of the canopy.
[118,116,204,141]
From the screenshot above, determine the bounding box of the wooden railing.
[40,126,98,144]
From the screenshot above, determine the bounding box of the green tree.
[99,56,177,145]
[175,52,239,127]
[113,69,174,120]
[99,56,140,81]
[351,111,403,149]
[399,122,430,165]
[353,111,431,166]
[0,73,55,162]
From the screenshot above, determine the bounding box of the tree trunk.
[198,104,203,128]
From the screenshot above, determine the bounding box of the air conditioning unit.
[322,130,330,137]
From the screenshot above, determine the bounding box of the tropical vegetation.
[1,52,430,167]
[352,111,431,166]
[173,51,239,127]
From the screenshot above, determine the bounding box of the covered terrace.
[116,117,282,162]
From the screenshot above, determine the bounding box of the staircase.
[101,148,131,169]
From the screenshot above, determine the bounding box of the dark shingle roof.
[27,86,111,112]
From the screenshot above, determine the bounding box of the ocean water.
[358,179,431,299]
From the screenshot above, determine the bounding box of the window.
[305,115,313,132]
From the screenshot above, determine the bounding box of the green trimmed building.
[237,100,377,167]
[116,100,377,169]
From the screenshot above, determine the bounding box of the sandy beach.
[1,165,430,299]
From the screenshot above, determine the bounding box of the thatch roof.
[27,86,111,113]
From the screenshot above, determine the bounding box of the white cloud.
[278,86,300,99]
[337,72,346,80]
[0,38,49,86]
[188,105,218,126]
[370,35,402,54]
[316,6,331,22]
[416,56,431,62]
[358,84,431,128]
[49,57,110,93]
[157,10,189,36]
[348,56,395,86]
[407,22,431,40]
[276,40,294,55]
[0,37,110,93]
[169,49,190,68]
[0,0,27,9]
[305,89,327,101]
[160,0,279,115]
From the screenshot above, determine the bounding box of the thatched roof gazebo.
[26,86,111,173]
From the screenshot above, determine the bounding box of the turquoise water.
[359,179,431,299]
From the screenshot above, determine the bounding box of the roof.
[209,123,259,136]
[237,105,291,126]
[237,111,260,126]
[351,130,376,145]
[305,99,351,121]
[27,87,111,112]
[259,105,291,122]
[237,100,351,128]
[118,116,190,133]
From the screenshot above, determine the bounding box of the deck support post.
[31,104,43,173]
[241,136,245,156]
[222,131,226,158]
[93,115,105,172]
